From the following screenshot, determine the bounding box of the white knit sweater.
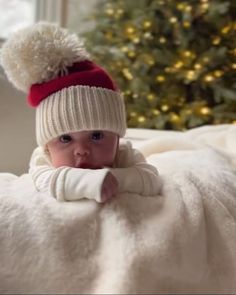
[29,140,161,202]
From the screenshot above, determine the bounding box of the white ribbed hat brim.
[36,85,126,146]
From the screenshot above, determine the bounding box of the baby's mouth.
[76,162,102,169]
[76,162,91,169]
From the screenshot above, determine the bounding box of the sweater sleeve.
[29,147,109,203]
[110,140,162,196]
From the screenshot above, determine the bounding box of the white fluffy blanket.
[0,125,236,294]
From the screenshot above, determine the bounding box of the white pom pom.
[0,22,90,92]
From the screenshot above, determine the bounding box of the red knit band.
[27,60,118,107]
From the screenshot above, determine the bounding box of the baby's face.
[46,130,119,169]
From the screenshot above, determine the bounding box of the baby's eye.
[91,131,104,141]
[59,134,72,143]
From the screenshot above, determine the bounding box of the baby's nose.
[74,143,90,156]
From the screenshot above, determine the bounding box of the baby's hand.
[101,172,118,203]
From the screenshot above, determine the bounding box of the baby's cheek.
[99,153,116,168]
[50,153,68,168]
[51,157,62,168]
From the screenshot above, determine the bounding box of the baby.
[1,22,161,203]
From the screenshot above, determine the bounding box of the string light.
[170,17,178,24]
[183,50,193,57]
[194,63,202,70]
[132,37,140,44]
[213,70,224,78]
[203,57,210,63]
[122,68,133,80]
[138,116,146,123]
[156,75,166,82]
[146,56,155,66]
[221,25,231,34]
[200,107,211,115]
[232,64,236,69]
[152,109,160,116]
[174,61,184,69]
[182,108,192,116]
[127,51,136,58]
[164,67,176,73]
[159,36,167,43]
[201,3,209,11]
[185,5,192,12]
[161,104,169,112]
[177,97,185,107]
[117,9,124,16]
[143,21,152,29]
[144,32,152,39]
[186,70,197,81]
[176,3,185,10]
[125,26,136,35]
[183,21,191,28]
[164,67,172,73]
[169,113,181,124]
[130,112,137,117]
[212,36,221,45]
[121,46,128,53]
[147,94,155,101]
[204,74,214,82]
[125,90,131,96]
[105,8,114,16]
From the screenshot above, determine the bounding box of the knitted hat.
[0,22,126,146]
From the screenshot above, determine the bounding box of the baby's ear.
[44,145,50,157]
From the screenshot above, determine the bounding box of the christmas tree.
[82,0,236,130]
